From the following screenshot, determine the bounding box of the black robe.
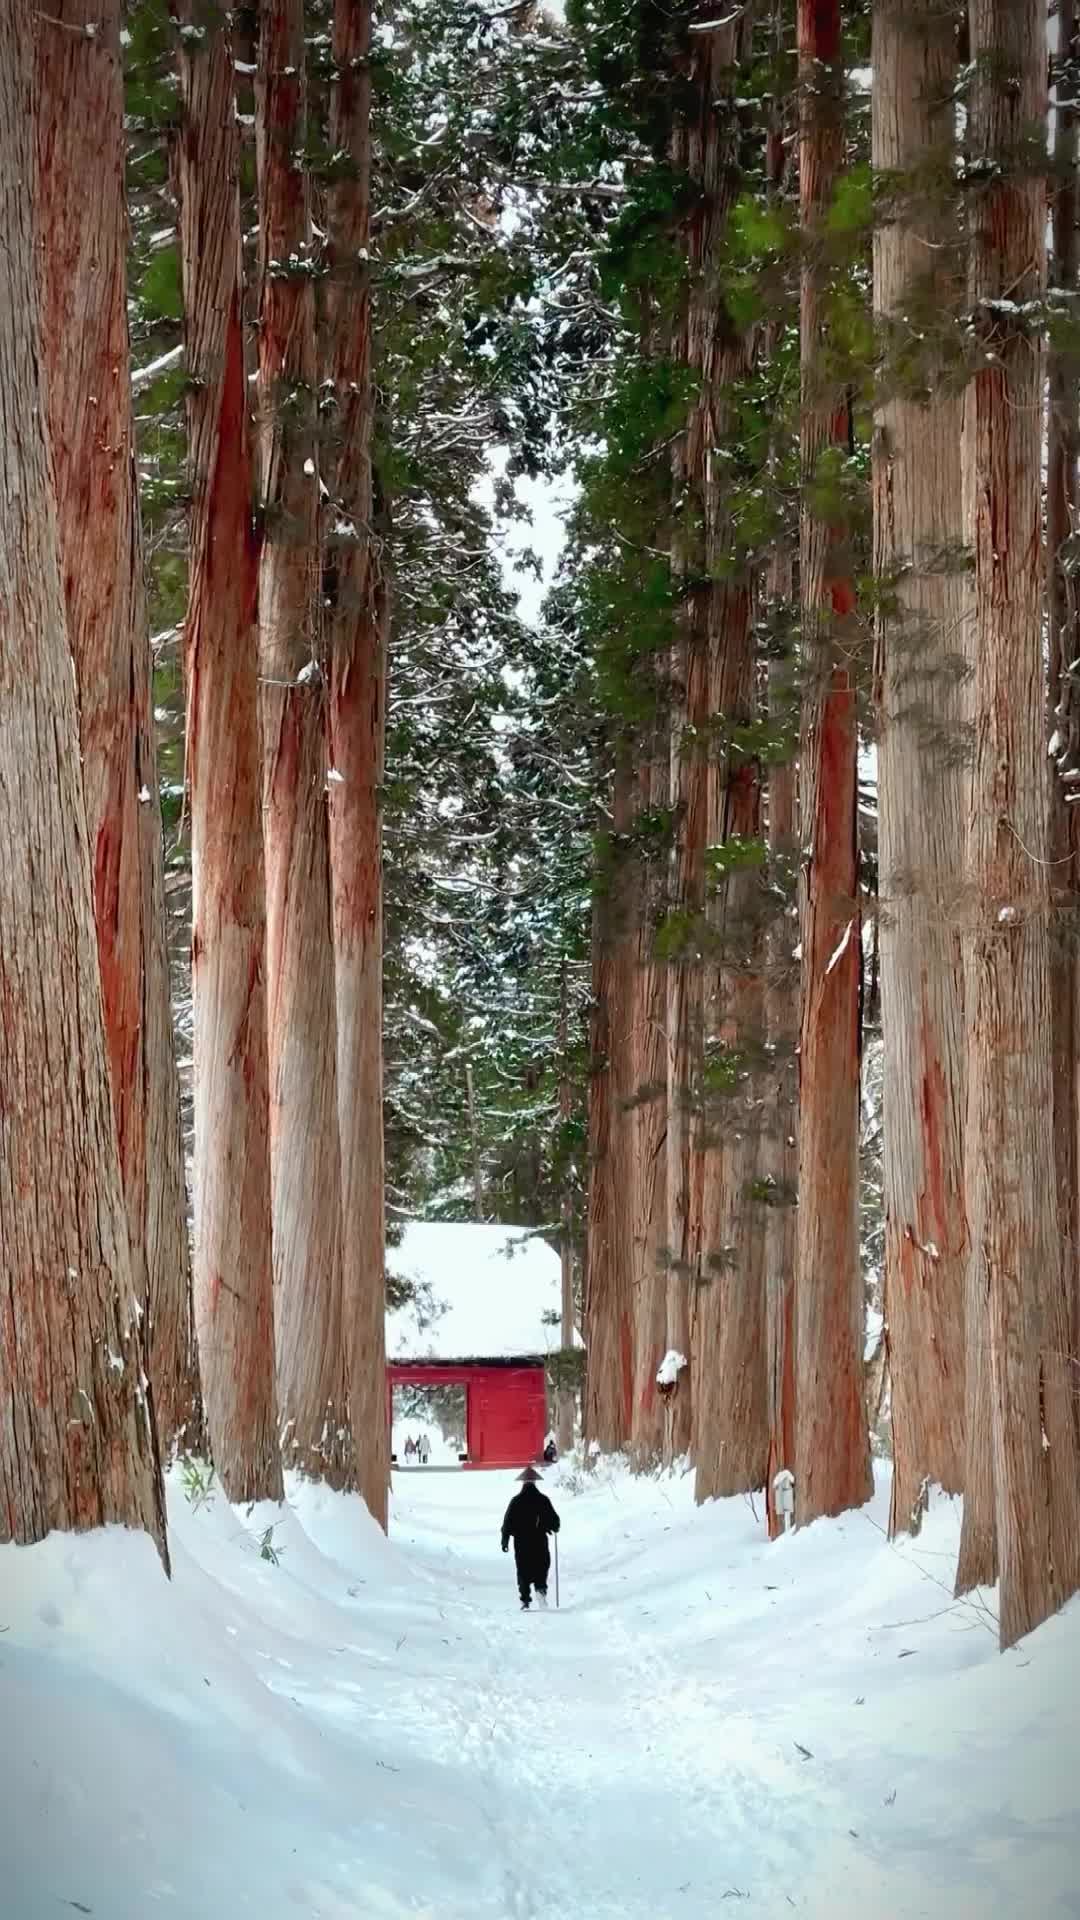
[501,1484,560,1598]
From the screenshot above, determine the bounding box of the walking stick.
[554,1533,560,1609]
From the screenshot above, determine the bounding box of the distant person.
[543,1438,557,1465]
[501,1465,560,1611]
[404,1436,416,1462]
[417,1434,431,1465]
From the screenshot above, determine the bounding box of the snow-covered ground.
[391,1413,462,1465]
[1,1459,1078,1919]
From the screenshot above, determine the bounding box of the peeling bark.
[961,0,1080,1647]
[0,4,167,1558]
[35,0,197,1451]
[872,0,968,1533]
[255,0,351,1486]
[174,6,282,1504]
[325,0,389,1529]
[795,0,873,1524]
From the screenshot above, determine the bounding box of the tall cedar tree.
[961,0,1080,1647]
[35,0,197,1451]
[872,0,967,1534]
[584,764,634,1452]
[0,2,167,1559]
[325,0,390,1529]
[763,653,799,1535]
[794,0,873,1523]
[761,95,800,1541]
[664,601,703,1460]
[630,703,670,1467]
[1047,0,1080,1380]
[664,251,705,1466]
[173,5,283,1503]
[679,13,770,1505]
[255,0,351,1485]
[557,971,578,1453]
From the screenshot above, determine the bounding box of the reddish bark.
[585,767,635,1454]
[872,0,968,1534]
[664,573,709,1465]
[664,16,770,1504]
[630,740,669,1470]
[255,0,351,1486]
[1047,0,1080,1419]
[325,0,389,1529]
[794,0,873,1525]
[0,4,166,1557]
[557,972,578,1454]
[959,0,1080,1645]
[174,6,282,1503]
[35,0,197,1450]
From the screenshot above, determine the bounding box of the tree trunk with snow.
[174,7,283,1504]
[35,0,197,1452]
[585,769,635,1454]
[0,6,167,1557]
[872,0,968,1534]
[794,0,873,1526]
[325,0,390,1529]
[255,0,351,1487]
[961,0,1080,1647]
[465,1063,485,1221]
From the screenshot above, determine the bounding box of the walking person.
[417,1433,431,1465]
[501,1465,560,1611]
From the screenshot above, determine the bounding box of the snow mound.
[656,1348,687,1387]
[0,1461,1077,1918]
[386,1218,572,1360]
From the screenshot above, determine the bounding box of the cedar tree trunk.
[961,0,1080,1647]
[35,0,197,1451]
[557,970,578,1455]
[630,737,670,1469]
[255,0,350,1485]
[795,0,873,1524]
[174,6,283,1503]
[680,16,769,1505]
[764,659,800,1537]
[0,5,166,1558]
[584,768,635,1452]
[325,0,390,1528]
[1047,0,1080,1402]
[872,0,968,1533]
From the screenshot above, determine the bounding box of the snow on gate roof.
[385,1220,573,1364]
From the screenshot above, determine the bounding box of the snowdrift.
[0,1460,1077,1918]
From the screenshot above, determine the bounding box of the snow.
[656,1348,688,1387]
[1,1459,1078,1919]
[386,1219,571,1360]
[391,1413,462,1466]
[825,917,856,976]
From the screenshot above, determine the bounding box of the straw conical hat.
[517,1464,542,1483]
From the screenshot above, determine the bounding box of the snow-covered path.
[1,1459,1078,1919]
